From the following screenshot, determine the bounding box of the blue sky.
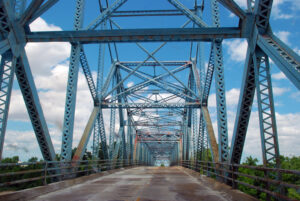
[2,0,300,162]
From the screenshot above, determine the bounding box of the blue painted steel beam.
[0,39,10,55]
[254,52,280,167]
[18,64,53,162]
[116,68,127,159]
[86,0,128,30]
[167,0,207,27]
[79,48,98,101]
[26,27,243,43]
[117,64,196,101]
[98,110,109,159]
[92,115,100,160]
[19,0,44,25]
[101,62,117,97]
[0,51,14,160]
[60,0,85,161]
[92,36,106,160]
[111,9,191,17]
[28,0,59,24]
[100,102,201,109]
[14,0,27,19]
[202,45,214,104]
[229,48,256,164]
[0,2,11,38]
[120,61,189,67]
[15,52,56,161]
[217,0,246,19]
[108,76,116,159]
[2,0,56,162]
[254,0,273,33]
[211,0,229,162]
[257,33,300,90]
[214,40,229,162]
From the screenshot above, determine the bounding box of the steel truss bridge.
[0,0,299,200]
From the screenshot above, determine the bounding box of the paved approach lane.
[33,166,257,201]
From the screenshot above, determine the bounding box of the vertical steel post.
[92,35,106,159]
[0,52,14,160]
[61,0,85,161]
[116,68,127,160]
[254,52,280,167]
[211,0,228,163]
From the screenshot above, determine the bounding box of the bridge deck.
[32,166,256,201]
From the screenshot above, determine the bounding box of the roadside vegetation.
[0,153,299,200]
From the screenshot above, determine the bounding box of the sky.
[2,0,300,162]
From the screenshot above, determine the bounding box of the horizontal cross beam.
[26,27,243,43]
[99,102,201,109]
[119,61,190,67]
[111,9,193,17]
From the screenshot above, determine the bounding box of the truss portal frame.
[0,0,298,169]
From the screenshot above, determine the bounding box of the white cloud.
[293,47,300,55]
[208,88,240,108]
[272,87,290,96]
[223,39,248,62]
[29,17,62,32]
[209,105,300,162]
[4,18,96,161]
[233,0,247,8]
[234,0,300,20]
[127,81,134,88]
[207,86,300,161]
[25,18,71,76]
[242,111,300,160]
[274,31,290,45]
[272,0,300,19]
[272,72,287,80]
[290,91,300,102]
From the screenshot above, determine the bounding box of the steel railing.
[0,159,144,191]
[177,160,300,201]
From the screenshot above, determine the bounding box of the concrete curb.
[0,166,134,201]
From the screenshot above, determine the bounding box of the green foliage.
[197,147,212,161]
[1,156,19,163]
[287,188,300,200]
[236,156,300,201]
[160,164,165,167]
[0,156,44,191]
[238,156,266,199]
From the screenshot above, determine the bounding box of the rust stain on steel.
[72,107,99,161]
[202,106,219,163]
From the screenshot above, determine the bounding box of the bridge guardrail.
[0,159,143,191]
[179,160,300,201]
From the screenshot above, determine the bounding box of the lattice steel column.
[196,113,204,161]
[14,0,27,19]
[127,118,133,162]
[211,0,228,162]
[109,103,116,159]
[92,26,106,159]
[0,52,14,159]
[187,72,196,160]
[116,68,127,160]
[181,122,186,160]
[1,1,56,162]
[61,0,85,161]
[254,52,280,167]
[192,106,198,160]
[92,117,100,159]
[99,110,108,159]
